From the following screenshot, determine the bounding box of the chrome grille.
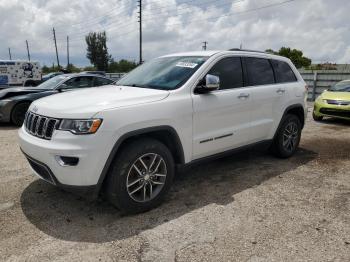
[24,111,60,140]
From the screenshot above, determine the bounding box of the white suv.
[19,50,308,213]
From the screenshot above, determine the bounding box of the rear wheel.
[312,111,323,121]
[11,102,30,126]
[105,138,175,214]
[270,114,302,158]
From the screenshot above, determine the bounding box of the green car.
[313,80,350,121]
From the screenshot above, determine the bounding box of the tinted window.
[271,60,297,83]
[94,77,114,86]
[245,57,275,86]
[208,57,243,90]
[64,76,94,88]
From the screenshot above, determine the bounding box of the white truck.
[0,60,41,87]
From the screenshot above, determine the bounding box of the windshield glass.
[329,81,350,92]
[36,75,69,89]
[117,56,208,90]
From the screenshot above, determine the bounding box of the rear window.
[245,57,275,86]
[271,60,297,83]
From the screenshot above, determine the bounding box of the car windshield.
[36,75,69,89]
[329,81,350,92]
[117,56,208,90]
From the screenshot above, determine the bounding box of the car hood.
[0,87,48,99]
[30,85,170,118]
[321,90,350,101]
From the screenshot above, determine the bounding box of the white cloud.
[0,0,349,66]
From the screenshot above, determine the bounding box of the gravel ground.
[0,106,349,262]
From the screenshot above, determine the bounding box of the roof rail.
[228,48,267,54]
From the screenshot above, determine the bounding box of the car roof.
[160,50,291,62]
[63,73,110,78]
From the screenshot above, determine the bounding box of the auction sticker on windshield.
[175,62,198,68]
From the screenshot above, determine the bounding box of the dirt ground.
[0,106,349,262]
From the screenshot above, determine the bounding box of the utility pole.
[53,27,60,68]
[26,40,31,61]
[138,0,142,64]
[202,41,208,50]
[67,36,70,68]
[8,48,12,60]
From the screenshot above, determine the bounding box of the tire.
[312,111,323,121]
[270,114,302,158]
[105,138,175,214]
[11,102,31,127]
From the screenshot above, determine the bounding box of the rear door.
[243,57,282,141]
[192,56,253,159]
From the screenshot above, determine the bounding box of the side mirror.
[57,84,69,92]
[196,74,220,94]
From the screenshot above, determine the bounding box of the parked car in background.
[18,50,307,214]
[41,72,64,82]
[0,60,41,88]
[0,73,114,126]
[313,80,350,121]
[80,71,106,76]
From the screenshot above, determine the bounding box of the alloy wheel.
[282,121,299,153]
[126,153,167,202]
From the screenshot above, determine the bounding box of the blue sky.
[0,0,349,67]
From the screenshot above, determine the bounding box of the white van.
[0,60,41,87]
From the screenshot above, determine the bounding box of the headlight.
[58,119,102,134]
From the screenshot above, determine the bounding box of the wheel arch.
[275,104,306,138]
[10,100,33,121]
[94,125,185,197]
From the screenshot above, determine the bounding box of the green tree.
[85,31,111,71]
[41,64,62,74]
[108,59,137,73]
[66,63,81,73]
[83,65,97,71]
[265,47,312,68]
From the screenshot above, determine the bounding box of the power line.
[57,0,240,42]
[56,0,233,40]
[142,0,243,18]
[157,0,298,27]
[54,2,134,30]
[52,0,298,60]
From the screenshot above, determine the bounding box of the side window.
[64,76,94,88]
[271,60,297,83]
[207,57,243,90]
[94,77,114,86]
[245,57,275,86]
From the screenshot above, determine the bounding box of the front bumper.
[19,125,116,193]
[22,151,97,198]
[313,99,350,120]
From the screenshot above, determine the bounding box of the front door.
[192,56,253,160]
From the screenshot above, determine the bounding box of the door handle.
[276,88,285,94]
[237,93,250,99]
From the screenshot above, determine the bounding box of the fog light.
[55,156,79,166]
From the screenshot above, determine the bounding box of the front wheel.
[105,138,175,214]
[11,102,31,126]
[270,114,302,158]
